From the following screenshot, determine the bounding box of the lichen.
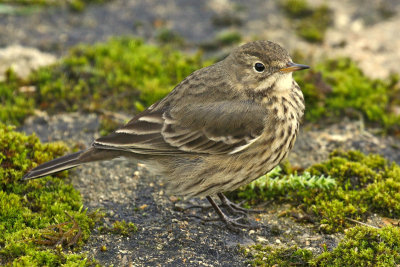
[0,123,100,265]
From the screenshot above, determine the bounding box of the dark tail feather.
[22,148,128,181]
[22,150,84,180]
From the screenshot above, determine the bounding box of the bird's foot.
[206,196,260,231]
[217,193,265,215]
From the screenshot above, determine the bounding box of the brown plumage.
[23,40,309,230]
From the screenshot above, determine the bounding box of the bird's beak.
[279,62,310,73]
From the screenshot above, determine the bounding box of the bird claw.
[179,194,264,231]
[222,216,260,231]
[218,193,265,215]
[206,196,262,231]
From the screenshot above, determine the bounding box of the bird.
[23,40,309,230]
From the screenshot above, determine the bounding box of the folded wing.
[94,100,268,156]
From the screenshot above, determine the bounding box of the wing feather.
[93,100,268,155]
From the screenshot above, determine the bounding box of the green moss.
[281,0,311,18]
[0,69,35,125]
[200,30,243,51]
[231,150,400,233]
[0,38,209,126]
[98,115,121,137]
[31,38,207,112]
[216,30,242,46]
[295,58,400,133]
[155,28,185,46]
[280,0,332,43]
[228,166,335,206]
[312,226,400,266]
[211,12,243,27]
[1,38,398,137]
[0,0,108,11]
[98,220,138,237]
[0,123,99,265]
[242,226,400,266]
[241,244,313,266]
[111,220,137,236]
[296,4,331,43]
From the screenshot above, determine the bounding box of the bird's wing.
[93,100,268,155]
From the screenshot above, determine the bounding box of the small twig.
[345,217,379,229]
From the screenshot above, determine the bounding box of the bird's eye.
[254,62,265,73]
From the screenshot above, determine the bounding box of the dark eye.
[254,62,265,72]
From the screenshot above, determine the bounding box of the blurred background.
[1,0,400,266]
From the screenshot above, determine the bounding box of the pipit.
[23,40,309,230]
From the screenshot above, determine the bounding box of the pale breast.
[224,85,304,190]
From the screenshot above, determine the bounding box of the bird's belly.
[162,120,299,197]
[223,121,299,191]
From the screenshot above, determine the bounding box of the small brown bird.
[23,41,309,230]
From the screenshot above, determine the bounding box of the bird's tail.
[22,147,125,180]
[22,150,84,180]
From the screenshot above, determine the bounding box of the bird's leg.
[206,196,258,231]
[218,193,264,214]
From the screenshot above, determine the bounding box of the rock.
[0,45,57,81]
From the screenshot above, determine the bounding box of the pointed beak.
[279,62,310,73]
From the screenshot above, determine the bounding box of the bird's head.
[224,40,309,92]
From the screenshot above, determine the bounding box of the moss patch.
[241,244,313,266]
[155,28,185,46]
[230,166,335,205]
[0,69,35,125]
[0,0,109,12]
[1,38,398,136]
[242,226,400,266]
[280,0,332,43]
[0,37,209,126]
[99,220,138,237]
[31,38,207,113]
[0,123,99,265]
[314,225,400,266]
[231,150,400,233]
[295,57,400,134]
[200,30,242,51]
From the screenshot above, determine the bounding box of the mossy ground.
[98,220,138,237]
[280,0,332,43]
[0,0,108,12]
[0,37,209,127]
[236,151,400,266]
[294,57,400,134]
[0,123,100,265]
[242,225,400,266]
[1,38,398,137]
[1,37,400,265]
[231,150,400,233]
